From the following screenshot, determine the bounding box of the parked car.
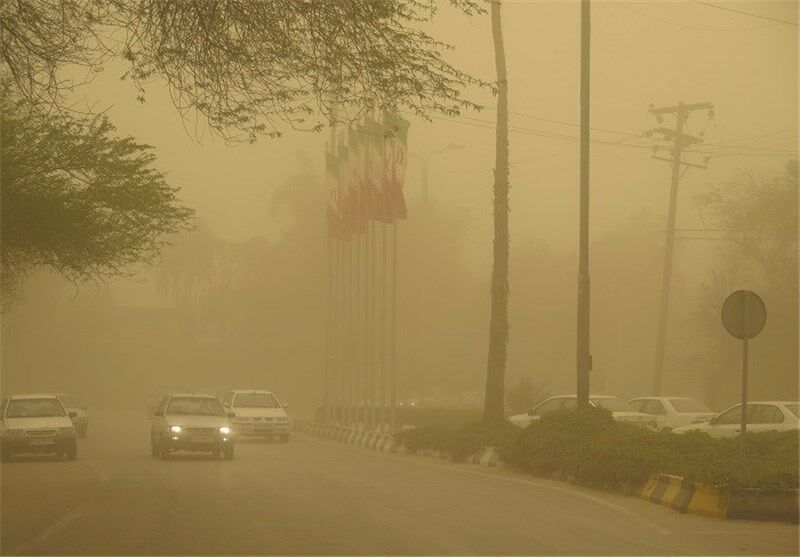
[0,393,78,461]
[508,395,656,429]
[150,393,235,459]
[625,396,715,432]
[220,390,290,442]
[673,401,799,438]
[56,393,88,437]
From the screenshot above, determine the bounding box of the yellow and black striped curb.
[296,420,798,523]
[638,473,798,523]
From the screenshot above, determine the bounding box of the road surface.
[2,410,797,555]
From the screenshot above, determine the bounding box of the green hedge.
[395,407,799,490]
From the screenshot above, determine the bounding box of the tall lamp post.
[410,143,465,397]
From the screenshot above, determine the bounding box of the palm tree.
[484,0,510,423]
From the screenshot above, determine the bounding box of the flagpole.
[324,233,332,423]
[390,221,398,432]
[346,235,354,425]
[380,217,388,431]
[335,237,344,423]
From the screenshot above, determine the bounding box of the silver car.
[508,395,656,429]
[1,394,78,461]
[220,390,290,442]
[150,393,235,459]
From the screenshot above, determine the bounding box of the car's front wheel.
[66,441,78,461]
[150,436,159,457]
[1,444,11,462]
[223,444,234,460]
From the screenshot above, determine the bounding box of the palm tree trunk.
[484,0,510,423]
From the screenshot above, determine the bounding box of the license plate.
[30,439,55,445]
[190,436,213,443]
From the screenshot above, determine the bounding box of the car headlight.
[219,426,231,435]
[59,427,77,436]
[4,429,25,438]
[170,425,182,433]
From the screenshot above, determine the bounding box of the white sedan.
[508,395,656,429]
[626,396,715,432]
[673,401,799,438]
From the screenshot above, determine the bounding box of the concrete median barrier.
[639,473,797,523]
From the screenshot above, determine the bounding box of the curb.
[639,473,798,523]
[294,420,798,524]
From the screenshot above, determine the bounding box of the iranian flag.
[325,147,343,238]
[364,115,388,222]
[382,112,410,222]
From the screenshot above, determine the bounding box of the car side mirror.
[227,412,236,419]
[68,411,77,418]
[154,411,164,417]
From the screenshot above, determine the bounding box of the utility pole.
[649,101,713,396]
[576,0,591,409]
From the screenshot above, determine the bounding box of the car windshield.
[591,397,625,412]
[6,398,66,418]
[234,393,280,408]
[59,395,79,408]
[785,403,799,418]
[167,397,224,416]
[670,398,712,413]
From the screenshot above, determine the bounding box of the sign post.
[721,290,766,464]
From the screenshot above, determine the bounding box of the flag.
[382,112,410,222]
[364,115,389,222]
[325,148,343,237]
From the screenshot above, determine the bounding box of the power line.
[687,0,799,27]
[475,106,642,137]
[428,112,654,149]
[440,113,793,156]
[714,127,797,143]
[697,142,798,153]
[615,2,778,31]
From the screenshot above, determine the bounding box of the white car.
[508,395,656,429]
[673,401,800,438]
[56,393,88,437]
[220,390,290,442]
[626,396,715,432]
[0,394,78,461]
[150,393,235,459]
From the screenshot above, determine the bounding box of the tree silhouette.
[0,94,194,305]
[1,0,487,141]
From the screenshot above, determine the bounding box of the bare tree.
[1,0,488,141]
[483,0,510,423]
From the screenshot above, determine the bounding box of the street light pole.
[410,144,465,392]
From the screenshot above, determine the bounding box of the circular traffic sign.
[722,290,766,340]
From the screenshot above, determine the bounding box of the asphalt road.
[1,410,797,556]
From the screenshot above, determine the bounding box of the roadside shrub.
[396,421,520,462]
[396,408,799,491]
